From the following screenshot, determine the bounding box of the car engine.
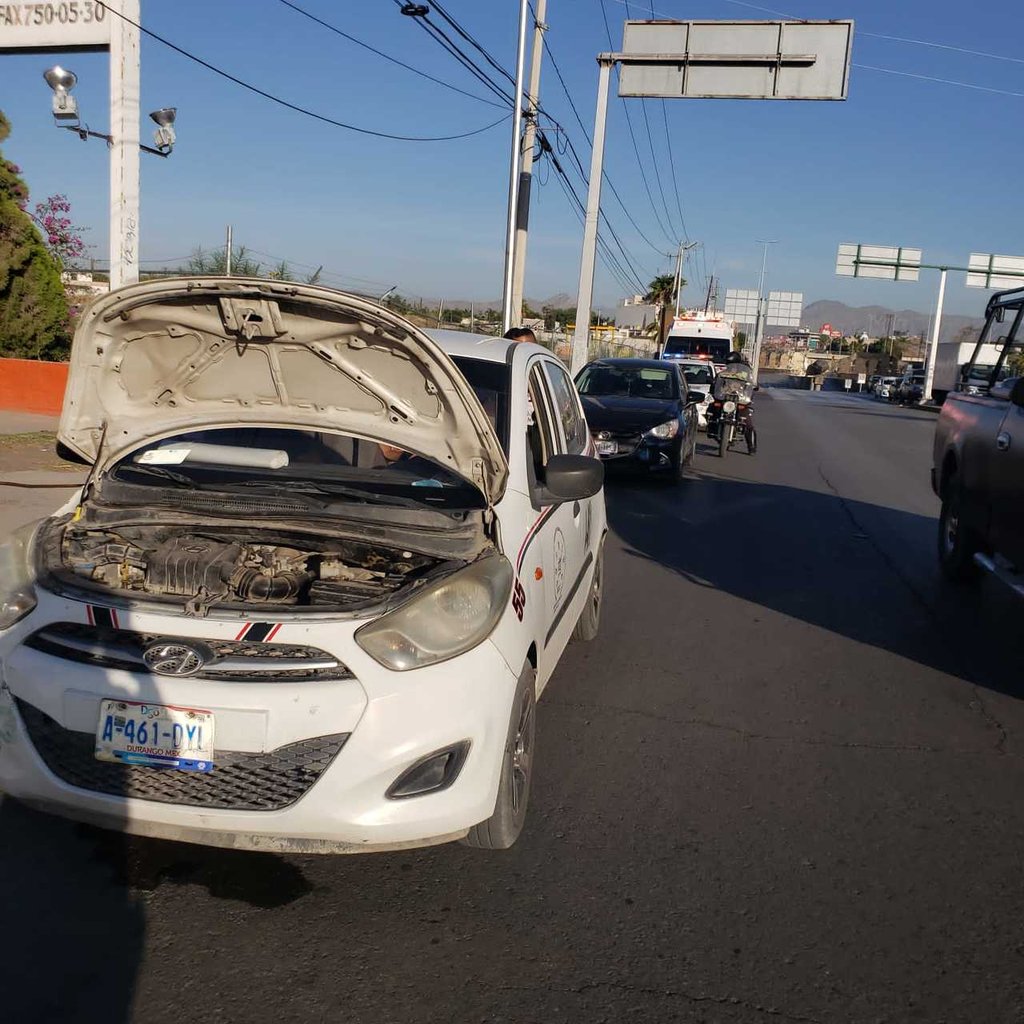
[57,524,438,613]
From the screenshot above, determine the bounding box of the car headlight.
[644,420,679,439]
[355,556,513,671]
[0,521,40,631]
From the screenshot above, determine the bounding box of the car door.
[988,330,1024,564]
[536,359,594,658]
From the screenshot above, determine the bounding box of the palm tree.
[644,273,684,351]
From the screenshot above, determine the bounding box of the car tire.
[461,662,536,850]
[572,540,604,642]
[937,473,982,583]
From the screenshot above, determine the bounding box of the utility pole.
[509,0,548,326]
[501,0,531,335]
[225,224,233,276]
[673,240,700,317]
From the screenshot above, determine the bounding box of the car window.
[451,355,510,454]
[542,362,589,456]
[527,364,561,486]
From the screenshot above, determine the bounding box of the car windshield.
[681,365,713,386]
[577,365,679,400]
[451,355,510,454]
[107,427,486,510]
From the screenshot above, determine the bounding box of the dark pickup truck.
[932,286,1024,589]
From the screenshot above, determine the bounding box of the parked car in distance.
[875,376,899,400]
[894,371,926,405]
[0,278,608,855]
[575,358,699,482]
[932,285,1024,593]
[673,357,716,429]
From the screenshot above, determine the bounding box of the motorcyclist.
[708,350,757,452]
[713,351,755,402]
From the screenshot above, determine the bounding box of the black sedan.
[575,358,700,481]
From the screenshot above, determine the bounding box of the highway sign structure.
[836,244,922,282]
[724,289,759,324]
[570,18,854,376]
[766,291,803,328]
[967,253,1024,290]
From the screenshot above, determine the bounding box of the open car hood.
[58,278,508,503]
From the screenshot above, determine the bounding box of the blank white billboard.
[966,253,1024,290]
[618,20,854,100]
[724,289,759,322]
[767,291,803,327]
[836,243,921,282]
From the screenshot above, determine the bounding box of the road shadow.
[604,475,1024,700]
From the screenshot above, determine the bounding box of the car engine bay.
[52,522,443,615]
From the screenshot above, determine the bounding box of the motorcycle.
[707,387,757,457]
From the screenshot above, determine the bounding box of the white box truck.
[932,340,1003,404]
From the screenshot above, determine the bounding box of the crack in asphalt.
[514,979,823,1023]
[815,464,1010,756]
[544,698,996,755]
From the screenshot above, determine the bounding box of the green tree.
[644,273,683,350]
[0,111,71,360]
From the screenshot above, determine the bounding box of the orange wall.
[0,358,69,416]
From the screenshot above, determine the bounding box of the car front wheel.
[462,662,536,850]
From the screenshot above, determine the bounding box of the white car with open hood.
[0,278,606,853]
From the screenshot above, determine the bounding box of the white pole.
[570,58,613,378]
[108,0,140,290]
[751,241,775,383]
[673,242,683,318]
[225,224,233,276]
[924,268,947,402]
[509,0,547,325]
[501,0,531,335]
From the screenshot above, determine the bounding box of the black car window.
[451,355,510,454]
[577,365,679,401]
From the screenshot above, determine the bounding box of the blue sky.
[2,0,1022,318]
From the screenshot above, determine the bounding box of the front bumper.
[593,435,681,474]
[0,591,518,853]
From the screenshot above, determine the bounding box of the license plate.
[596,440,618,455]
[95,700,215,772]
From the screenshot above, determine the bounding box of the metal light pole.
[674,241,700,317]
[508,0,547,325]
[570,57,614,377]
[750,239,778,383]
[923,268,947,402]
[501,0,531,335]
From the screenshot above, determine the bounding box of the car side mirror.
[1011,378,1024,408]
[544,454,604,501]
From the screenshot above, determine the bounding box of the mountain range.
[791,300,983,344]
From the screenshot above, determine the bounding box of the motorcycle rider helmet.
[725,351,748,365]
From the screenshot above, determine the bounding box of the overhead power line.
[276,0,507,107]
[102,4,509,141]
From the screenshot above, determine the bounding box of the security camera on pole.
[3,1,177,290]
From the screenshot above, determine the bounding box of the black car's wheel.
[462,662,536,850]
[937,472,982,583]
[572,540,604,641]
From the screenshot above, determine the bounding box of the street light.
[43,66,79,121]
[43,66,178,157]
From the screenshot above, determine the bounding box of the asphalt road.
[4,388,1024,1024]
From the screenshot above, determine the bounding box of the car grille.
[16,699,348,811]
[592,430,641,455]
[25,622,351,682]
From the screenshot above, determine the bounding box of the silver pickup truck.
[932,286,1024,591]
